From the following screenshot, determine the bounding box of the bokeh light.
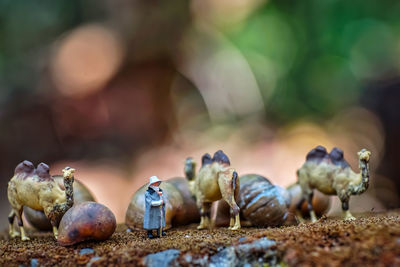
[51,24,123,98]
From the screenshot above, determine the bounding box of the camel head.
[62,167,75,180]
[357,149,371,162]
[184,157,196,181]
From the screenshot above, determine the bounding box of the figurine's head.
[358,149,371,162]
[184,157,196,181]
[62,167,75,180]
[149,176,161,187]
[14,160,35,175]
[36,163,52,180]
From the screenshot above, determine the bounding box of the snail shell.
[125,177,199,230]
[216,174,291,227]
[24,176,96,231]
[57,201,116,246]
[287,183,331,218]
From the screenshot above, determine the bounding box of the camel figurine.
[193,150,241,230]
[297,146,371,222]
[7,161,75,241]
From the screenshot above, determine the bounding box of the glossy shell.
[125,177,200,230]
[57,202,116,246]
[216,174,291,227]
[287,183,331,217]
[24,176,96,231]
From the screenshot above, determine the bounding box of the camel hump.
[212,150,230,165]
[14,160,35,175]
[201,153,213,167]
[329,147,350,168]
[36,163,53,180]
[306,146,328,161]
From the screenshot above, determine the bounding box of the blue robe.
[144,187,166,230]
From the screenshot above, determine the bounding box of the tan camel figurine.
[297,146,371,222]
[193,150,241,230]
[7,161,75,240]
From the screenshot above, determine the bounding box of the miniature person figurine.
[144,176,166,238]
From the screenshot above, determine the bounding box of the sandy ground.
[1,211,400,266]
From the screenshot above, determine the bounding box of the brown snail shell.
[24,176,96,231]
[57,201,116,246]
[287,183,331,218]
[125,177,200,230]
[216,174,291,227]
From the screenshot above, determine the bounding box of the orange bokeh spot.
[51,24,123,98]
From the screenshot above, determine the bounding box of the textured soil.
[1,211,400,266]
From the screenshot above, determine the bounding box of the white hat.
[149,176,161,186]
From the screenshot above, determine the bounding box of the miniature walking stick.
[159,205,163,238]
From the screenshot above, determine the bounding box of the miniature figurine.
[144,176,166,238]
[7,161,75,240]
[297,146,371,221]
[57,201,116,246]
[193,150,241,230]
[24,176,95,231]
[125,170,199,231]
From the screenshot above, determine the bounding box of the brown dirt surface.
[1,211,400,266]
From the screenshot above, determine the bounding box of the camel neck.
[64,177,74,207]
[185,164,196,181]
[353,159,369,195]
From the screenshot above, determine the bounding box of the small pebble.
[185,234,190,238]
[80,248,95,255]
[126,228,132,233]
[30,258,38,267]
[87,256,102,267]
[239,237,248,242]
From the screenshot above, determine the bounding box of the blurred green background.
[1,0,399,226]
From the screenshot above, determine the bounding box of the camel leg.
[229,209,235,229]
[50,215,58,240]
[299,175,317,222]
[15,208,30,241]
[340,197,355,221]
[294,198,306,223]
[218,172,241,230]
[44,205,59,239]
[8,210,20,238]
[197,202,212,230]
[52,226,59,240]
[306,191,317,222]
[227,195,241,230]
[8,184,21,238]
